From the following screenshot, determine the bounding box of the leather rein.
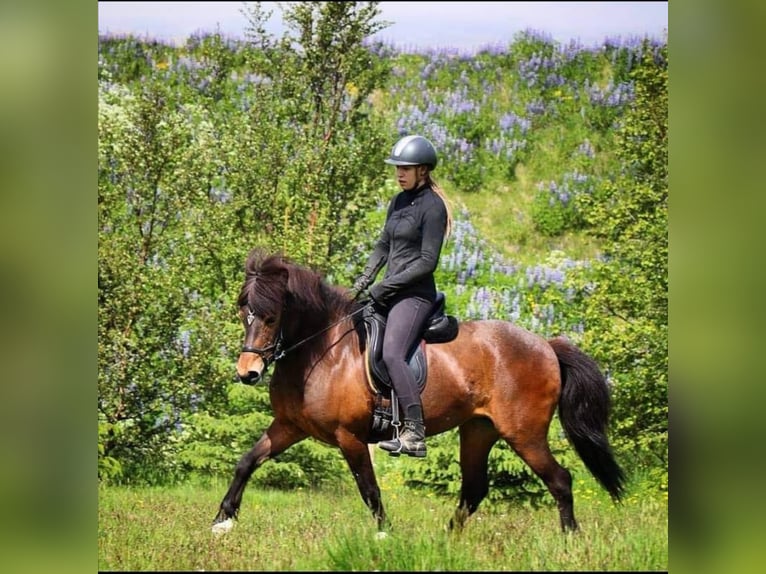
[241,303,369,375]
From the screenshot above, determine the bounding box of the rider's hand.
[350,275,370,300]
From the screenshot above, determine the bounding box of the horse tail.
[549,336,625,501]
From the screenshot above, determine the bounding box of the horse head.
[236,250,290,384]
[234,249,336,384]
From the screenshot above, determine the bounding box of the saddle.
[360,292,459,440]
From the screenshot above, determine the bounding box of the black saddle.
[360,292,459,439]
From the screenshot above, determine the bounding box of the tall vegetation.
[574,43,668,475]
[99,1,392,483]
[98,1,667,500]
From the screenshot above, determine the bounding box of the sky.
[98,1,668,51]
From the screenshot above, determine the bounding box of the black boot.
[378,405,426,458]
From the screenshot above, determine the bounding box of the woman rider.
[352,134,452,457]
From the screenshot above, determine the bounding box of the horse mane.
[238,248,353,320]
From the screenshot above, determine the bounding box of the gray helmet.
[384,135,438,170]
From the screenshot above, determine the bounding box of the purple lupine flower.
[179,329,191,358]
[526,99,546,115]
[577,139,595,158]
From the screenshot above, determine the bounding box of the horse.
[211,248,625,535]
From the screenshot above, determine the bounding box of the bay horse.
[212,249,625,535]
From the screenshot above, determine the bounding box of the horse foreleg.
[338,433,387,532]
[212,419,306,534]
[450,418,499,532]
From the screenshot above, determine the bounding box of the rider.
[352,134,452,457]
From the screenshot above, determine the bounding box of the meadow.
[99,473,667,571]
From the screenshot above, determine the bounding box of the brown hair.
[425,172,453,240]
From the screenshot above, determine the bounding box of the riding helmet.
[384,135,438,170]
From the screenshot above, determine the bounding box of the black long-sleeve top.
[362,183,448,306]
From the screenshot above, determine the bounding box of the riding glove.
[351,274,371,299]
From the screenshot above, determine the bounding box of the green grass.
[98,477,667,571]
[446,173,602,265]
[435,134,606,265]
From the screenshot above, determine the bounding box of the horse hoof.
[375,531,388,540]
[212,518,234,535]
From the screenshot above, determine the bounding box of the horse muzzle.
[238,370,262,385]
[236,353,266,385]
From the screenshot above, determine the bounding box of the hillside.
[98,15,667,495]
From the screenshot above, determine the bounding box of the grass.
[98,475,667,571]
[441,160,603,266]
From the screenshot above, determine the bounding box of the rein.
[242,303,369,376]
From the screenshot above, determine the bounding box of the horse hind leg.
[506,435,577,532]
[450,417,499,532]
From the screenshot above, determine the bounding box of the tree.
[235,1,393,274]
[98,3,396,483]
[98,75,234,482]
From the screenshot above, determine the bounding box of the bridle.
[240,303,369,378]
[240,307,286,373]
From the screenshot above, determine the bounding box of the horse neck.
[273,297,357,390]
[278,280,353,361]
[283,307,314,340]
[281,300,337,353]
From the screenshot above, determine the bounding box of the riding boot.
[379,404,426,458]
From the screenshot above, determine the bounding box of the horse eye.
[264,316,275,326]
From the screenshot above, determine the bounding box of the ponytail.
[426,173,453,240]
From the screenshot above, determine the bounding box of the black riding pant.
[381,296,432,418]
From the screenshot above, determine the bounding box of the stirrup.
[378,434,426,458]
[378,437,404,457]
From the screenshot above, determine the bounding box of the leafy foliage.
[571,41,668,472]
[98,2,393,485]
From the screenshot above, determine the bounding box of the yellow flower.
[345,81,359,97]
